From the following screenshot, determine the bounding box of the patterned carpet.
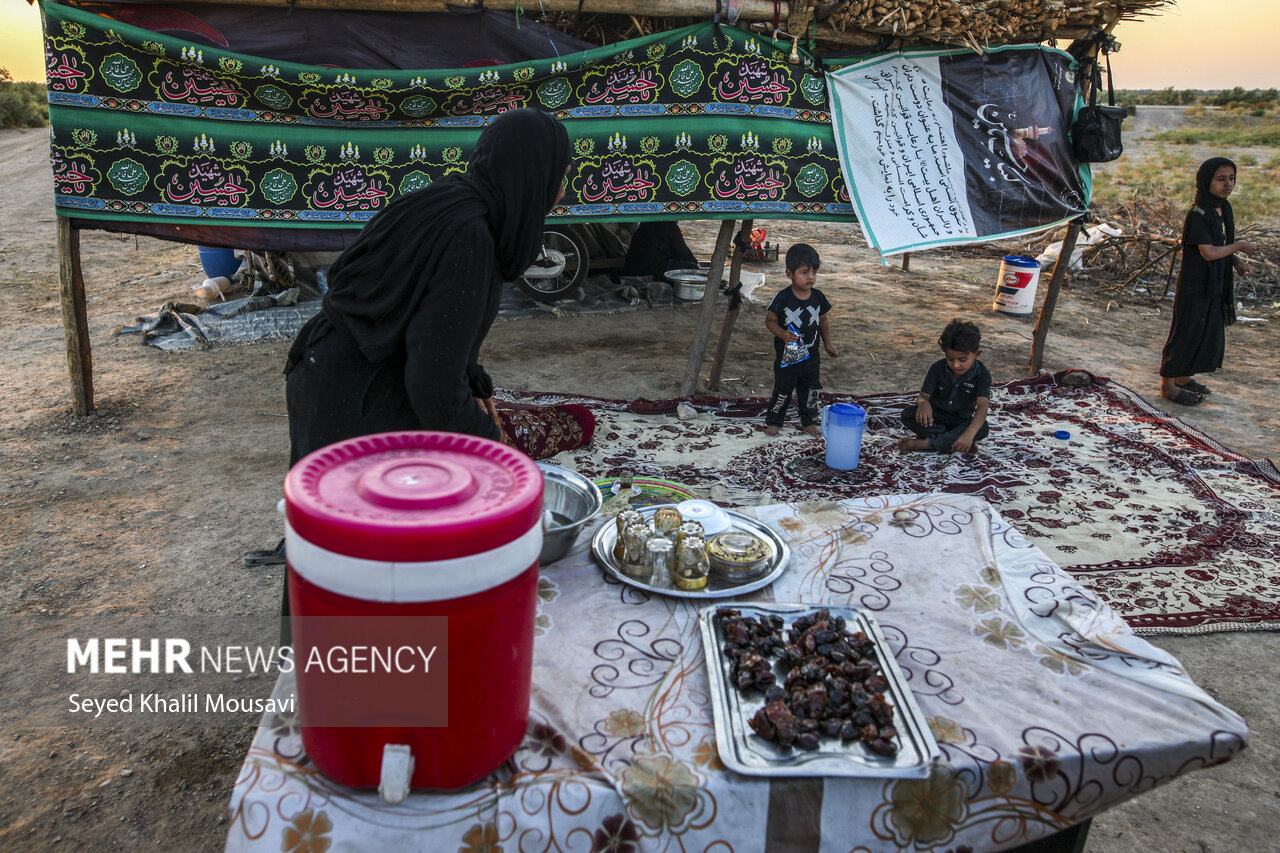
[499,370,1280,635]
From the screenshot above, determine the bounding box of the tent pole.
[708,219,754,391]
[1028,217,1084,376]
[682,219,737,396]
[57,218,94,416]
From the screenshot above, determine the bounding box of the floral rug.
[500,370,1280,635]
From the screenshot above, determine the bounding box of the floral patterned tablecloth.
[225,493,1246,853]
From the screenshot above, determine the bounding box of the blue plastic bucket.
[197,246,239,280]
[992,255,1041,316]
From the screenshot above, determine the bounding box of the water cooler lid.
[284,431,543,562]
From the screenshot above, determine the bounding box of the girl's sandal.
[1177,379,1212,395]
[1166,388,1204,407]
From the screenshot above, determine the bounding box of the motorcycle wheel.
[516,228,588,301]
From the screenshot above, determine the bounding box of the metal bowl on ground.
[664,268,709,301]
[538,463,604,565]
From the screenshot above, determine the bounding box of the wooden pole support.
[57,217,94,416]
[708,218,754,391]
[901,252,910,271]
[1028,217,1084,376]
[682,219,738,397]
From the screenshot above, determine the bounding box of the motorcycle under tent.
[37,0,1171,414]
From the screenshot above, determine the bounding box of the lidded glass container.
[706,530,771,581]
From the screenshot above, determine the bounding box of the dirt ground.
[1,109,1278,852]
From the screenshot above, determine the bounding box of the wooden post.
[681,219,737,396]
[1028,217,1084,375]
[901,252,910,271]
[57,217,94,416]
[708,219,754,390]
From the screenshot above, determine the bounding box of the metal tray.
[698,603,941,778]
[591,505,789,599]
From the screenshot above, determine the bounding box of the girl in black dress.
[1159,157,1257,405]
[285,108,571,461]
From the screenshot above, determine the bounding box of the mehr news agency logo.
[64,637,439,718]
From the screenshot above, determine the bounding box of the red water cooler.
[283,431,543,797]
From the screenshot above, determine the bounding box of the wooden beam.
[1028,218,1083,376]
[57,217,94,416]
[682,219,737,396]
[106,0,791,18]
[708,219,753,391]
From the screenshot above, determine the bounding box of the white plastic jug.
[820,403,866,470]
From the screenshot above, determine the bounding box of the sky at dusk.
[1,0,1278,89]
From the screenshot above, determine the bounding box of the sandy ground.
[1,109,1278,851]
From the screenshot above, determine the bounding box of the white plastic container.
[992,256,1041,316]
[193,276,231,300]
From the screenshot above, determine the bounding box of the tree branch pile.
[539,1,1174,54]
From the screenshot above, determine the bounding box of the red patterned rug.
[498,370,1280,635]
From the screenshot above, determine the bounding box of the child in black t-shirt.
[763,243,839,437]
[899,318,991,453]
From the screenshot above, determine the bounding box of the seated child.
[898,318,990,453]
[763,243,839,437]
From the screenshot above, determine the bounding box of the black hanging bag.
[1072,50,1126,163]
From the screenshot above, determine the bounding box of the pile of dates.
[716,607,898,756]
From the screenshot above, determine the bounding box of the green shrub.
[0,68,49,128]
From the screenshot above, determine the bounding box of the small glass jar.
[674,535,709,590]
[706,530,771,581]
[644,536,675,587]
[621,522,652,573]
[613,509,644,560]
[653,506,683,537]
[675,520,704,552]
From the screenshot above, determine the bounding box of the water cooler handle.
[379,743,415,805]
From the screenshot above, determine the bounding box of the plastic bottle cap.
[1053,430,1071,440]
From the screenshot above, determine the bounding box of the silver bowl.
[537,463,603,565]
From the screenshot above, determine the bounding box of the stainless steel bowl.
[537,463,603,565]
[665,268,709,301]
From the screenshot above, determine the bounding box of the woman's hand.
[475,396,504,441]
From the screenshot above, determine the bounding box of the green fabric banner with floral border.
[40,1,857,233]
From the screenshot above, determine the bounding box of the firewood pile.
[1071,197,1279,314]
[539,0,1174,54]
[971,195,1280,315]
[817,0,1170,51]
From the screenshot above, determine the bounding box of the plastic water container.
[197,246,239,280]
[992,256,1041,316]
[820,403,866,470]
[193,276,230,300]
[283,431,543,797]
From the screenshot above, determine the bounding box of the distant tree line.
[0,68,49,128]
[1119,86,1278,111]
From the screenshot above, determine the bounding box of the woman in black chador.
[285,108,571,460]
[1159,156,1257,405]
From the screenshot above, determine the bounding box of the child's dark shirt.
[920,358,991,420]
[766,286,832,364]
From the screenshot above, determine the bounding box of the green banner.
[42,2,856,230]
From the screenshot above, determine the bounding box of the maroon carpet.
[499,370,1280,635]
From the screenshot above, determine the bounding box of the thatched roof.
[541,0,1174,55]
[60,0,1174,55]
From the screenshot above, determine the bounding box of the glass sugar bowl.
[705,530,771,582]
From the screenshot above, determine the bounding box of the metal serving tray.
[698,603,941,779]
[591,505,789,599]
